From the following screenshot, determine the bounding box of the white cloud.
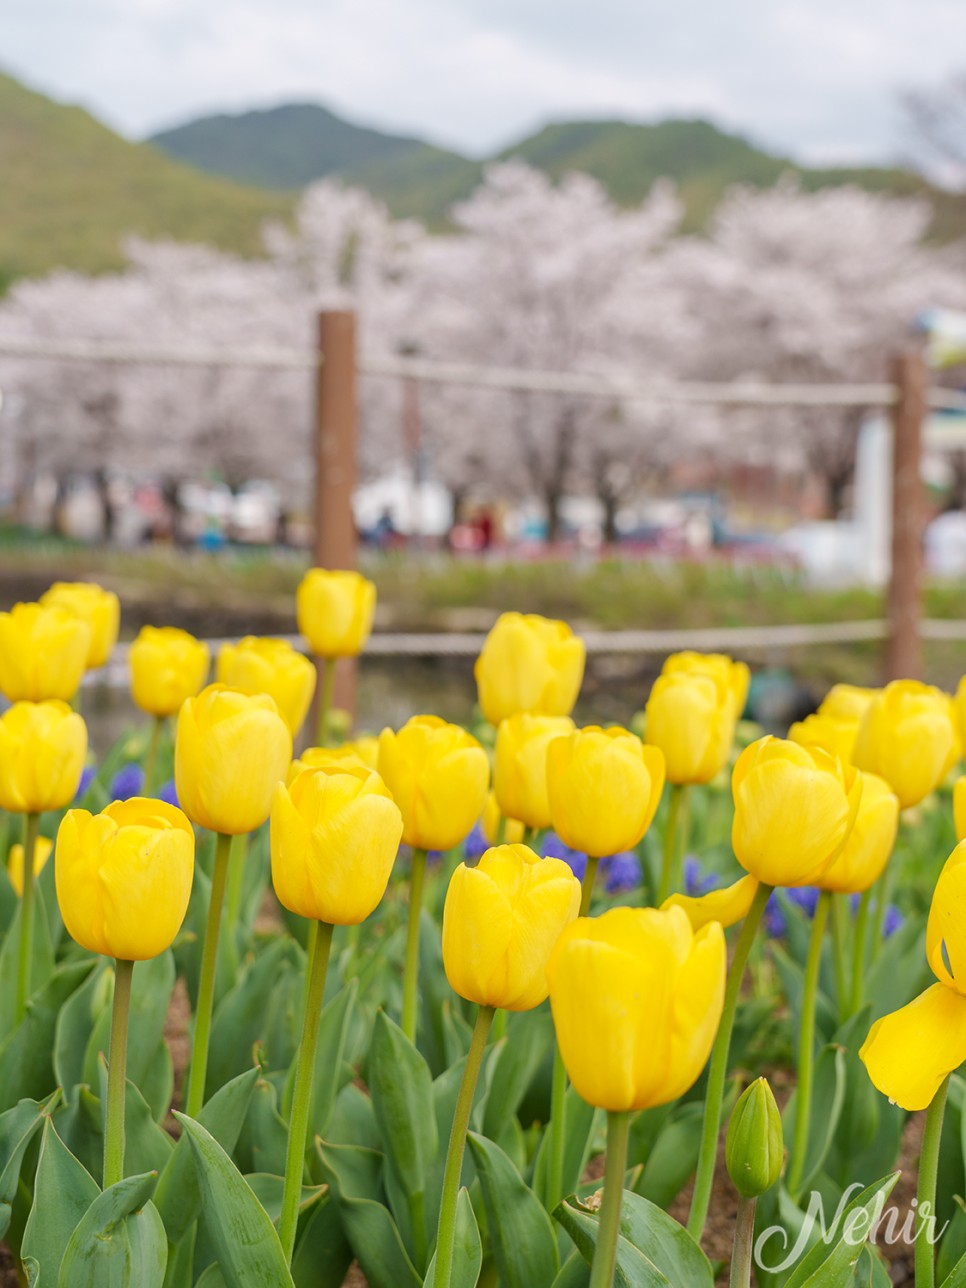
[3,0,966,163]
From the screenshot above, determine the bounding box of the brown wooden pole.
[885,348,927,681]
[313,310,358,723]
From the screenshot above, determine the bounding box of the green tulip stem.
[589,1109,632,1288]
[226,832,249,927]
[688,881,772,1241]
[546,1044,568,1212]
[103,957,134,1188]
[494,813,507,846]
[657,784,691,905]
[729,1194,757,1288]
[279,918,335,1265]
[142,715,164,795]
[315,656,337,747]
[184,831,233,1118]
[830,893,849,1019]
[15,811,40,1024]
[401,847,428,1042]
[580,856,601,917]
[521,824,536,848]
[849,887,874,1015]
[916,1073,950,1288]
[787,889,831,1199]
[433,1003,494,1288]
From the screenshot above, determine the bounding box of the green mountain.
[151,103,959,237]
[0,71,291,282]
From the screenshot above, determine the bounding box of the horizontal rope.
[84,616,966,690]
[2,334,964,410]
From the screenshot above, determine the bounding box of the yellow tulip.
[818,683,877,723]
[175,684,292,835]
[288,744,371,785]
[55,798,194,960]
[644,671,736,785]
[861,840,966,1110]
[474,612,585,726]
[7,835,53,898]
[954,777,966,841]
[296,569,376,658]
[217,636,316,737]
[732,736,861,887]
[852,679,958,810]
[662,651,750,718]
[494,713,574,829]
[129,625,211,717]
[442,844,581,1010]
[0,701,88,813]
[788,711,861,765]
[546,726,665,858]
[0,602,91,702]
[346,735,380,770]
[481,791,525,844]
[40,581,120,669]
[271,765,403,925]
[816,772,899,894]
[548,905,726,1111]
[378,715,490,851]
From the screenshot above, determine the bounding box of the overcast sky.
[4,0,965,163]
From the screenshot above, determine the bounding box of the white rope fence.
[3,334,966,410]
[83,618,966,689]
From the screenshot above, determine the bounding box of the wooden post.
[313,310,358,720]
[885,348,927,681]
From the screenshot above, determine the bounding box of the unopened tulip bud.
[726,1077,783,1198]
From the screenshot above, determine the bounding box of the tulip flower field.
[3,577,966,1288]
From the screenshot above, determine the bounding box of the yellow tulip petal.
[662,874,760,931]
[860,983,966,1111]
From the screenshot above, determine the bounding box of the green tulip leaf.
[160,1226,197,1288]
[781,1044,847,1198]
[481,1011,554,1142]
[154,1066,260,1243]
[194,1266,228,1288]
[244,1173,324,1224]
[554,1188,715,1288]
[92,1056,174,1183]
[533,1086,599,1206]
[632,1102,705,1210]
[22,1118,99,1286]
[551,1252,591,1287]
[205,938,303,1095]
[0,884,56,1035]
[235,1076,289,1177]
[369,1010,437,1265]
[0,961,94,1111]
[174,1113,294,1288]
[467,1130,559,1288]
[291,1190,353,1288]
[281,978,357,1142]
[421,1187,481,1288]
[0,1091,60,1239]
[778,1171,900,1288]
[57,1172,167,1288]
[937,1197,966,1284]
[53,961,110,1097]
[315,1138,421,1288]
[326,1080,381,1153]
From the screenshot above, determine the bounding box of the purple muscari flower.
[109,763,145,801]
[73,764,97,801]
[463,823,489,861]
[156,779,179,808]
[683,855,720,897]
[786,886,820,918]
[883,906,904,938]
[764,891,786,938]
[542,833,587,881]
[602,851,642,894]
[426,849,444,866]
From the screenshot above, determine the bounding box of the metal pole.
[313,310,358,719]
[885,349,927,680]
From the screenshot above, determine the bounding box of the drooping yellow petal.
[860,983,966,1111]
[662,874,760,931]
